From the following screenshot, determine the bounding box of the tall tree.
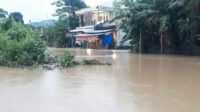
[0,8,8,19]
[113,0,200,55]
[52,0,87,29]
[46,19,71,48]
[9,12,24,24]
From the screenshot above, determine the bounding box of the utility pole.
[97,6,99,23]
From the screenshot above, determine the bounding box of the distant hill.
[30,19,57,27]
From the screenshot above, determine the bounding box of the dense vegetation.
[114,0,200,55]
[52,0,87,29]
[59,51,78,67]
[46,19,72,48]
[0,19,46,67]
[9,12,24,24]
[44,0,87,48]
[0,6,111,68]
[0,19,110,68]
[0,8,8,19]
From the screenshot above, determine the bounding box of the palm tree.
[113,0,200,54]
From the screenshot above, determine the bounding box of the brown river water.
[0,48,200,112]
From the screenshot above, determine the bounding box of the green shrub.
[46,19,72,48]
[82,59,112,66]
[0,19,111,68]
[0,33,7,50]
[1,19,13,31]
[0,38,46,67]
[59,51,76,67]
[82,60,102,65]
[0,19,46,67]
[6,23,27,41]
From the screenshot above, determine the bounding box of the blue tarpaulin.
[102,33,114,46]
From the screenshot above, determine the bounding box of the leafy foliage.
[46,19,73,48]
[113,0,200,55]
[6,23,27,41]
[59,52,112,67]
[52,0,87,29]
[0,19,46,67]
[0,8,8,19]
[82,60,111,66]
[52,0,87,17]
[59,51,77,67]
[1,19,13,31]
[9,12,24,24]
[45,0,87,48]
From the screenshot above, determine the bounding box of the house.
[70,4,129,49]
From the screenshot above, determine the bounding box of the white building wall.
[117,29,126,46]
[109,11,115,20]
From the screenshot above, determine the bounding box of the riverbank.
[0,48,112,70]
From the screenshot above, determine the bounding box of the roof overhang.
[70,29,114,34]
[75,33,104,36]
[76,6,114,15]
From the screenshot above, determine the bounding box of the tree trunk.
[139,27,142,53]
[160,33,163,54]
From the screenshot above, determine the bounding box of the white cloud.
[0,0,113,23]
[0,0,57,23]
[84,0,114,7]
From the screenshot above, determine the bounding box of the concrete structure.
[76,6,115,29]
[70,4,130,49]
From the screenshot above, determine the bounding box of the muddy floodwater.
[0,48,200,112]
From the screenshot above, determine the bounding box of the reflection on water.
[86,49,92,56]
[0,48,200,112]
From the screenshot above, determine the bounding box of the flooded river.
[0,48,200,112]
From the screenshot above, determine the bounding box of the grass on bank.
[59,51,112,68]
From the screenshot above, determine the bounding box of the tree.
[46,19,73,48]
[52,0,87,29]
[48,0,87,48]
[9,12,24,24]
[0,19,46,66]
[113,0,200,55]
[1,18,13,31]
[52,0,87,17]
[0,8,8,19]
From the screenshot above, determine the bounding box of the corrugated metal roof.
[74,33,104,36]
[70,29,113,34]
[84,29,113,34]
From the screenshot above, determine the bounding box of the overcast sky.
[0,0,113,23]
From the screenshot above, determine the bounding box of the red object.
[76,36,99,40]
